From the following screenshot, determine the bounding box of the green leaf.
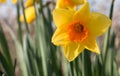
[23,35,39,76]
[35,14,48,76]
[113,60,119,76]
[0,52,14,76]
[5,24,28,76]
[104,48,113,76]
[92,55,102,76]
[0,25,14,76]
[0,25,13,69]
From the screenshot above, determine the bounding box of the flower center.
[67,21,88,42]
[74,23,83,32]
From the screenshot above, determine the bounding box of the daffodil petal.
[25,0,33,7]
[53,8,74,27]
[87,12,111,36]
[25,0,39,7]
[52,28,70,46]
[82,33,100,54]
[73,2,90,24]
[12,0,17,4]
[56,0,85,9]
[63,42,84,61]
[71,0,84,5]
[0,0,6,3]
[56,0,76,9]
[20,6,36,24]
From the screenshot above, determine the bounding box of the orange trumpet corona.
[67,21,88,42]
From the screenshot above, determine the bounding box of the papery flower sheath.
[52,2,111,61]
[20,6,35,24]
[56,0,85,9]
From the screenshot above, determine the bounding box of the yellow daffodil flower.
[0,0,6,3]
[20,6,36,24]
[11,0,17,4]
[56,0,85,9]
[25,0,39,8]
[52,2,111,61]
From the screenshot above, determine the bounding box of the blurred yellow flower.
[0,0,6,3]
[11,0,17,4]
[20,6,36,24]
[52,2,111,61]
[25,0,39,8]
[56,0,85,9]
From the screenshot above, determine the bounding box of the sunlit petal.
[73,2,90,24]
[87,12,111,36]
[11,0,17,4]
[0,0,6,3]
[63,42,84,61]
[71,0,85,5]
[53,8,74,27]
[25,0,39,7]
[52,28,70,46]
[20,6,36,24]
[82,33,100,54]
[56,0,84,9]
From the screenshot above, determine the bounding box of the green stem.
[82,51,85,76]
[103,0,115,63]
[35,0,48,76]
[21,0,29,33]
[102,0,115,76]
[70,62,74,76]
[82,50,92,76]
[16,1,23,45]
